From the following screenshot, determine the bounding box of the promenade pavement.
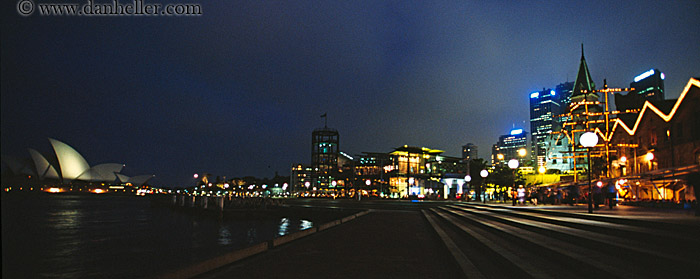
[198,209,463,279]
[475,200,700,225]
[195,199,698,279]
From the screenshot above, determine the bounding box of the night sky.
[2,1,699,187]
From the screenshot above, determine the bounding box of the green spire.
[572,44,595,98]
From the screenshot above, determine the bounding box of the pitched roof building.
[606,78,700,201]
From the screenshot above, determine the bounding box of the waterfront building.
[355,152,392,196]
[311,126,339,189]
[607,77,700,202]
[335,151,354,189]
[387,146,446,198]
[462,143,478,161]
[554,45,602,174]
[290,164,314,193]
[491,129,528,167]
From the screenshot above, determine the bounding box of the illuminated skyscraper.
[630,68,665,101]
[615,68,665,116]
[462,143,478,161]
[311,127,339,189]
[491,129,528,167]
[529,82,573,166]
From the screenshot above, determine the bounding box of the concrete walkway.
[467,201,700,227]
[198,210,463,279]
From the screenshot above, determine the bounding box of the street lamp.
[508,160,519,206]
[580,132,598,214]
[518,148,527,158]
[508,159,519,169]
[480,169,488,203]
[464,175,471,201]
[645,152,654,161]
[365,179,371,199]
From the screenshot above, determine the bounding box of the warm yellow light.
[518,148,527,157]
[48,188,61,193]
[93,189,105,194]
[538,166,546,174]
[620,156,627,163]
[645,152,654,161]
[497,154,504,160]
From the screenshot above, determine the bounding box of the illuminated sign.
[530,92,539,98]
[634,69,655,83]
[510,129,523,135]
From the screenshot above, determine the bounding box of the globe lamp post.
[465,175,471,201]
[508,159,519,206]
[480,169,488,203]
[538,166,546,184]
[580,132,598,214]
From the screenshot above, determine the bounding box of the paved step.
[445,205,697,267]
[435,207,637,278]
[451,203,699,245]
[425,204,698,278]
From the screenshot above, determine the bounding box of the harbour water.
[1,194,313,278]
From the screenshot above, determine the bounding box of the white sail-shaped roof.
[128,175,155,186]
[28,148,59,180]
[116,173,130,183]
[76,163,124,182]
[1,155,35,175]
[49,138,90,182]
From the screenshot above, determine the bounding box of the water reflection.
[300,219,313,230]
[2,195,324,278]
[246,227,257,244]
[278,218,290,236]
[49,210,82,230]
[218,226,232,245]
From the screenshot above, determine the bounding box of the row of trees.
[467,158,526,201]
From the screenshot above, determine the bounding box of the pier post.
[178,195,185,206]
[214,197,224,211]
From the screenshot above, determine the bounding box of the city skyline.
[2,1,699,186]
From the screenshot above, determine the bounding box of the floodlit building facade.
[387,146,457,198]
[607,77,700,202]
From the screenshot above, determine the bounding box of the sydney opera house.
[1,138,154,190]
